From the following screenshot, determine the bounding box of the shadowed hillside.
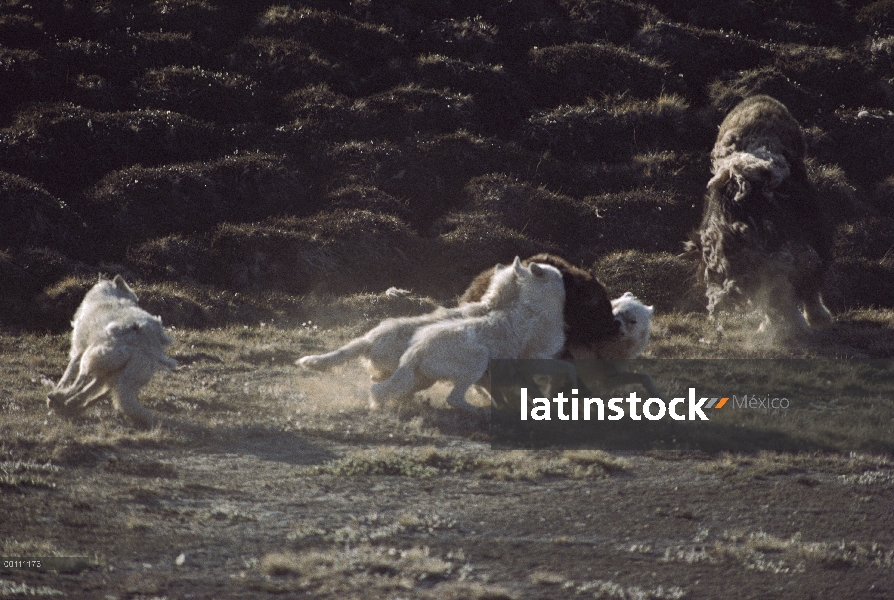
[2,0,893,331]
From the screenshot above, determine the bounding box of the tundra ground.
[2,307,893,599]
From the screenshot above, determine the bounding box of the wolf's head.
[520,260,566,314]
[480,257,524,309]
[87,274,139,304]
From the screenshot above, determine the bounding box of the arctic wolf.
[370,260,566,410]
[47,275,177,427]
[297,257,531,382]
[460,253,620,358]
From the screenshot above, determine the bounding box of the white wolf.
[370,261,566,410]
[47,275,177,427]
[297,257,531,382]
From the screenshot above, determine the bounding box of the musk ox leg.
[764,297,811,336]
[704,279,737,333]
[802,293,833,329]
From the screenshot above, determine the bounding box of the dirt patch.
[2,318,893,598]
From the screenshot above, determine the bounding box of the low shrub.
[83,153,314,256]
[593,250,703,313]
[525,42,681,108]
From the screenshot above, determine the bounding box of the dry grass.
[1,311,893,598]
[663,529,894,573]
[2,0,893,335]
[696,451,894,479]
[254,545,453,595]
[307,446,631,481]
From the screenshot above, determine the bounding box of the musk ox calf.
[460,253,620,357]
[601,292,654,360]
[684,95,833,334]
[572,292,660,399]
[47,275,177,427]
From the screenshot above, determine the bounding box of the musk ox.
[571,292,660,399]
[370,260,566,410]
[459,253,620,357]
[47,275,177,427]
[683,95,833,334]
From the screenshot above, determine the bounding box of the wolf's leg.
[48,375,112,415]
[111,359,159,427]
[369,365,430,409]
[72,379,113,411]
[605,369,662,400]
[112,386,158,428]
[444,354,490,411]
[51,340,133,411]
[445,380,481,411]
[47,367,90,409]
[54,353,83,391]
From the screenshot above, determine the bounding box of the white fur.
[47,275,176,426]
[297,258,527,381]
[370,261,566,410]
[610,292,654,359]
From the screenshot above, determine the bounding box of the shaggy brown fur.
[683,95,833,334]
[460,253,620,355]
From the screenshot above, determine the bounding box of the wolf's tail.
[297,337,371,371]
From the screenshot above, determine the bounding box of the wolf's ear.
[512,256,523,273]
[113,274,138,299]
